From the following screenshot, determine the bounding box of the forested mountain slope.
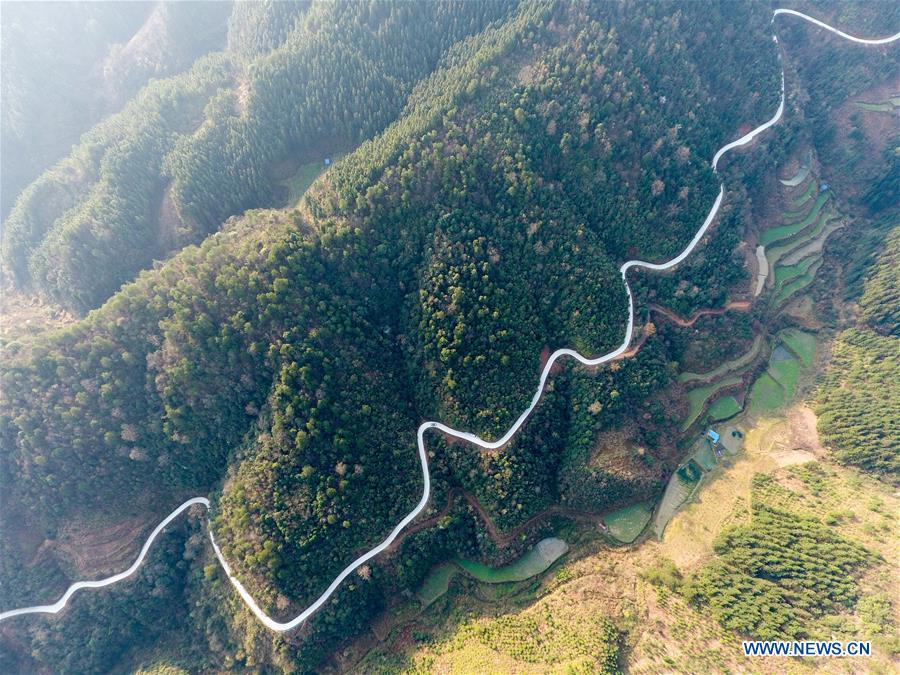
[1,0,516,312]
[0,1,792,669]
[815,226,899,478]
[0,1,231,220]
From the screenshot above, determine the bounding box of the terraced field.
[780,216,843,265]
[772,253,818,289]
[679,335,764,384]
[706,395,742,421]
[681,376,745,431]
[773,258,824,306]
[677,154,827,428]
[789,179,816,207]
[763,192,830,246]
[761,168,843,309]
[747,330,816,417]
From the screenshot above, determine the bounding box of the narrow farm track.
[1,10,897,632]
[649,300,752,328]
[384,488,605,556]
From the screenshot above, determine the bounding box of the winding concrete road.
[1,9,897,633]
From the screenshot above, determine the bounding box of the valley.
[0,2,897,673]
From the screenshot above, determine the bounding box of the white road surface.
[1,9,897,633]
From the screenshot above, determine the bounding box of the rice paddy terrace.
[675,143,836,436]
[678,325,818,433]
[763,161,845,309]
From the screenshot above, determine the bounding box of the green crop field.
[681,376,744,431]
[456,538,568,584]
[605,501,653,543]
[767,349,801,399]
[773,259,822,306]
[280,153,346,206]
[854,101,894,112]
[763,193,828,245]
[780,329,816,366]
[767,218,831,276]
[773,254,818,291]
[707,395,742,421]
[281,161,326,205]
[693,443,718,472]
[748,373,784,415]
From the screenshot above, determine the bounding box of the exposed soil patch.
[785,404,826,456]
[0,285,75,347]
[589,428,643,474]
[52,515,153,577]
[235,75,250,117]
[538,345,563,376]
[649,300,751,327]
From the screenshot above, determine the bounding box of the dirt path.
[386,488,605,555]
[649,300,751,327]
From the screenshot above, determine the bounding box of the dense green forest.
[2,1,517,311]
[2,1,895,672]
[815,226,899,479]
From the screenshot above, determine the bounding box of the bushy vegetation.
[685,473,879,640]
[815,226,899,480]
[815,328,899,478]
